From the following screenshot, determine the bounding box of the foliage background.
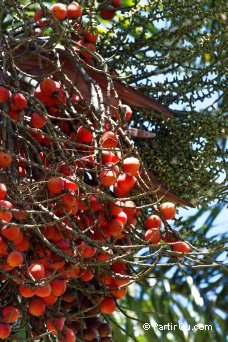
[100,1,227,341]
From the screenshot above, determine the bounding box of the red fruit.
[100,6,116,20]
[51,279,67,296]
[67,2,82,18]
[145,228,161,244]
[14,235,29,251]
[145,214,162,229]
[64,264,80,278]
[172,241,191,254]
[0,183,7,199]
[59,164,71,176]
[98,323,112,337]
[34,9,48,27]
[105,161,120,175]
[59,327,76,342]
[48,177,64,194]
[127,216,137,228]
[107,219,124,237]
[18,284,35,298]
[78,242,97,258]
[111,287,127,299]
[163,230,179,243]
[122,104,132,121]
[80,42,96,59]
[61,289,77,302]
[117,173,136,191]
[99,170,117,187]
[80,267,94,282]
[115,211,127,225]
[50,3,67,20]
[64,179,79,191]
[8,109,24,121]
[40,78,59,96]
[35,283,52,298]
[84,29,99,43]
[2,306,21,323]
[10,93,27,110]
[85,328,98,340]
[0,151,12,168]
[0,236,7,255]
[77,126,93,143]
[12,209,28,221]
[122,200,136,217]
[46,317,65,334]
[102,151,113,164]
[160,202,176,220]
[0,323,11,340]
[97,251,112,261]
[28,298,46,316]
[100,297,116,314]
[28,263,45,279]
[31,112,46,128]
[88,195,103,212]
[7,251,24,267]
[123,157,140,176]
[2,225,20,241]
[113,184,129,198]
[0,200,13,222]
[112,0,122,7]
[42,293,57,305]
[111,255,126,270]
[41,226,55,240]
[0,86,10,104]
[109,200,123,216]
[100,131,118,148]
[61,193,77,207]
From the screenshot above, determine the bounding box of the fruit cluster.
[33,1,122,65]
[0,4,190,341]
[0,71,190,340]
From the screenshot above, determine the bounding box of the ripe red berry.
[100,6,116,20]
[145,214,162,229]
[84,29,99,43]
[145,228,161,244]
[31,112,46,128]
[28,298,46,316]
[50,3,67,21]
[160,202,176,220]
[7,251,24,267]
[2,306,21,323]
[99,170,117,187]
[172,241,191,254]
[67,2,82,18]
[0,200,13,222]
[0,152,12,169]
[100,131,118,148]
[123,157,140,176]
[77,126,93,143]
[117,173,136,191]
[100,297,116,314]
[28,263,45,279]
[10,93,27,111]
[48,177,65,194]
[34,9,48,27]
[0,323,11,340]
[80,42,96,59]
[0,183,7,199]
[40,78,59,96]
[0,86,10,104]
